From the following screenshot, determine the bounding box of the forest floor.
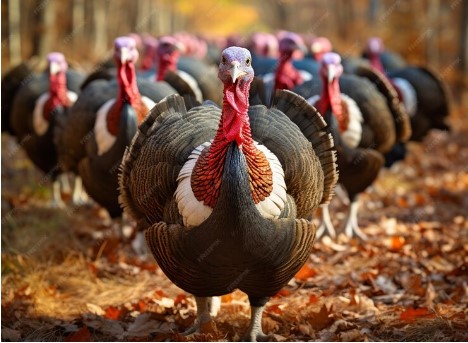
[1,101,467,342]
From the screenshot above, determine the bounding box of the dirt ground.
[1,99,467,341]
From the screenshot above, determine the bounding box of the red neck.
[156,52,179,81]
[191,78,273,208]
[116,61,141,106]
[141,49,156,71]
[369,53,385,73]
[43,72,71,120]
[106,61,146,135]
[316,76,346,132]
[212,79,253,150]
[274,52,303,90]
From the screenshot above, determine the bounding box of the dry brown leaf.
[307,304,334,331]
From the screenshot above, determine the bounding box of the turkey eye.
[246,58,251,65]
[222,56,226,64]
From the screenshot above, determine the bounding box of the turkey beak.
[49,61,61,75]
[230,61,245,83]
[327,65,336,83]
[120,47,130,64]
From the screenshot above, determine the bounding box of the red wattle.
[156,52,179,81]
[274,53,304,91]
[43,72,71,121]
[369,54,385,74]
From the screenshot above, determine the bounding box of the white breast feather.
[176,70,204,103]
[392,77,417,117]
[254,143,287,219]
[299,70,313,82]
[340,93,363,148]
[94,99,116,156]
[306,94,320,106]
[141,96,156,114]
[307,94,363,148]
[32,91,78,136]
[175,141,213,228]
[175,141,288,228]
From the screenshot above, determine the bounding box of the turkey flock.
[1,31,451,341]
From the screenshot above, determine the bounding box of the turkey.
[294,53,396,155]
[309,36,333,62]
[298,53,386,239]
[8,52,84,207]
[363,37,407,73]
[56,36,177,225]
[119,47,337,340]
[365,37,451,142]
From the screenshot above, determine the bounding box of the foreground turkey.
[8,52,84,207]
[119,47,337,340]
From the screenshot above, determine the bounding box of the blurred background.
[1,0,467,94]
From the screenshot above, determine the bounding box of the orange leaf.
[389,236,405,251]
[295,265,317,281]
[308,294,319,304]
[274,289,290,298]
[104,305,121,320]
[65,326,91,342]
[154,289,168,298]
[267,304,283,315]
[397,197,409,208]
[174,294,188,306]
[400,307,434,322]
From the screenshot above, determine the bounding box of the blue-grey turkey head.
[119,46,338,341]
[8,52,83,208]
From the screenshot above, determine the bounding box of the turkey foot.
[71,176,89,205]
[182,296,213,336]
[344,200,368,240]
[243,298,275,342]
[316,204,336,239]
[50,180,66,208]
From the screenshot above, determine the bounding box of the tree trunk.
[8,0,21,65]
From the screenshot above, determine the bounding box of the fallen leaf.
[308,294,319,304]
[104,305,121,320]
[65,326,91,342]
[388,236,406,251]
[267,304,283,315]
[174,294,188,306]
[400,307,435,322]
[274,289,290,298]
[295,265,317,281]
[307,304,334,331]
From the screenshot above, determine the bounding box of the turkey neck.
[156,52,179,81]
[368,52,385,74]
[316,73,346,132]
[191,78,274,209]
[106,60,145,135]
[214,78,253,150]
[116,61,141,106]
[44,71,70,120]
